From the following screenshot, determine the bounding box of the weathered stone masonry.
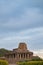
[5,43,33,63]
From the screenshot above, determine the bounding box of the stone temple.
[5,42,33,63]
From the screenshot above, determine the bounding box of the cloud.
[0,0,43,50]
[0,8,43,32]
[0,0,43,19]
[0,27,43,50]
[33,49,43,59]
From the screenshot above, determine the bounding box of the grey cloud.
[0,33,43,50]
[0,8,43,32]
[0,0,43,50]
[0,27,43,50]
[0,0,43,18]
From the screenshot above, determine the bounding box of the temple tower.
[18,42,27,50]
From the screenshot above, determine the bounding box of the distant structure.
[5,42,33,63]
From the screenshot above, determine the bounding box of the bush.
[17,61,43,65]
[32,56,43,61]
[0,60,8,65]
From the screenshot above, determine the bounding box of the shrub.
[17,61,43,65]
[0,60,8,65]
[32,56,43,61]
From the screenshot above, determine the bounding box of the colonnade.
[18,53,30,59]
[6,53,31,59]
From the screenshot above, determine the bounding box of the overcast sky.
[0,0,43,53]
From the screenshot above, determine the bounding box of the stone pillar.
[29,54,31,59]
[19,54,21,59]
[23,53,26,59]
[27,54,29,59]
[17,54,19,59]
[13,54,14,58]
[23,53,24,59]
[26,54,27,59]
[13,54,15,63]
[25,54,26,59]
[8,54,12,63]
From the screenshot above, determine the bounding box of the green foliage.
[17,61,43,65]
[0,60,8,65]
[32,56,43,61]
[0,48,11,57]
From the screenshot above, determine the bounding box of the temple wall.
[5,53,33,63]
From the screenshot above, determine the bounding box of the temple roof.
[5,48,33,55]
[5,43,33,55]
